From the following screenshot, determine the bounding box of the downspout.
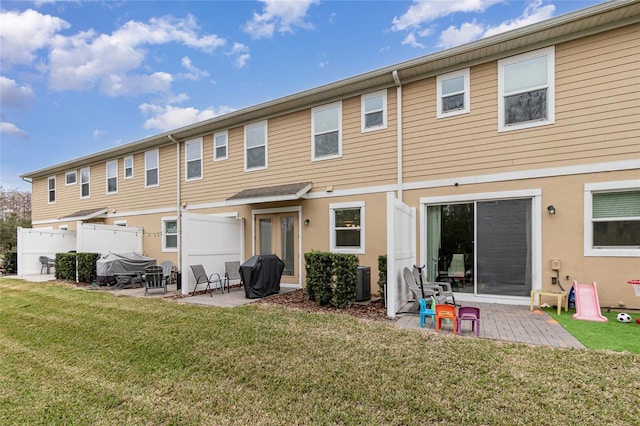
[168,134,181,277]
[392,70,403,202]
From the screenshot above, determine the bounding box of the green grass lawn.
[546,308,640,354]
[2,278,640,425]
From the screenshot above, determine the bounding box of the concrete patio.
[16,273,585,350]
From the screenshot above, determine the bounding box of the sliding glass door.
[426,198,532,297]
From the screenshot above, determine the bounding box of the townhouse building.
[21,1,640,314]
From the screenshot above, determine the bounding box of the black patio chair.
[190,264,224,296]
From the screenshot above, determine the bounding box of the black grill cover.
[240,254,285,299]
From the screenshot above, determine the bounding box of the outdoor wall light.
[547,205,556,215]
[304,219,310,226]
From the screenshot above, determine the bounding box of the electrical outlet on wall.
[552,276,557,285]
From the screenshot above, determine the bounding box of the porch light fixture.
[547,205,556,215]
[304,219,310,226]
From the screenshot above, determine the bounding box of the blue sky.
[1,0,605,191]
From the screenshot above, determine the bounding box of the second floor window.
[312,101,342,160]
[106,160,117,193]
[124,156,133,179]
[145,149,159,187]
[498,46,555,131]
[65,170,77,185]
[437,68,470,118]
[80,167,90,198]
[48,176,56,203]
[185,138,203,180]
[245,121,267,171]
[361,90,387,132]
[214,130,228,161]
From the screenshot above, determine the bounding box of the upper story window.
[145,149,159,187]
[65,170,77,185]
[245,121,267,171]
[498,46,555,132]
[80,167,90,198]
[214,130,228,161]
[106,160,117,194]
[185,138,203,181]
[585,181,640,257]
[330,201,365,254]
[361,90,387,132]
[162,217,178,252]
[312,101,342,161]
[48,176,56,204]
[437,68,470,118]
[123,156,133,179]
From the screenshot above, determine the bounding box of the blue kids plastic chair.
[419,296,436,328]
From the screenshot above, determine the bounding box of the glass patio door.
[426,198,532,297]
[255,213,298,284]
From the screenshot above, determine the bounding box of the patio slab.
[394,301,585,349]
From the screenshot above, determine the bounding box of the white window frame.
[162,217,178,252]
[47,176,56,204]
[312,101,342,161]
[106,160,118,194]
[80,167,90,198]
[498,46,555,132]
[361,90,387,132]
[185,137,203,181]
[437,68,470,118]
[123,155,133,179]
[329,201,365,254]
[65,170,77,186]
[145,149,159,188]
[584,180,640,257]
[244,121,268,171]
[214,130,228,161]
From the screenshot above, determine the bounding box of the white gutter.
[168,134,181,274]
[392,70,403,202]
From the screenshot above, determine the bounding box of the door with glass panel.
[426,198,532,297]
[255,213,298,284]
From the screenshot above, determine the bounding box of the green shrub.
[2,252,17,274]
[378,255,387,302]
[76,252,100,283]
[55,253,76,280]
[304,251,359,309]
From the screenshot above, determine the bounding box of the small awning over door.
[60,207,108,221]
[226,182,312,206]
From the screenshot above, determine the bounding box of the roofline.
[20,0,640,180]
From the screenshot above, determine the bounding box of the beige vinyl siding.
[180,90,398,205]
[402,24,639,183]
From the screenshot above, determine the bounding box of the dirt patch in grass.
[255,289,389,322]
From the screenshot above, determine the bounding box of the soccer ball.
[616,313,632,323]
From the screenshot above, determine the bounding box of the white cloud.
[0,77,36,110]
[0,9,70,67]
[0,121,29,139]
[402,32,425,49]
[243,0,320,39]
[179,56,210,81]
[140,103,236,132]
[92,129,106,138]
[392,0,503,31]
[47,15,224,95]
[483,0,555,37]
[228,43,251,68]
[437,21,485,48]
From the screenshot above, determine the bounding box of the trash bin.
[176,271,182,290]
[356,266,371,302]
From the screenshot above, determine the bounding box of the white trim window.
[106,160,118,194]
[185,137,203,181]
[80,167,90,198]
[145,149,159,187]
[312,101,342,161]
[245,121,267,171]
[437,68,470,118]
[584,180,640,257]
[361,90,387,132]
[65,170,77,186]
[214,130,228,161]
[162,217,178,252]
[498,46,555,132]
[48,176,56,204]
[123,155,133,179]
[330,201,365,254]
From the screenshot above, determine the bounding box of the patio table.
[530,290,568,315]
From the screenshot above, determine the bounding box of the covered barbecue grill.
[96,252,156,285]
[239,254,285,299]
